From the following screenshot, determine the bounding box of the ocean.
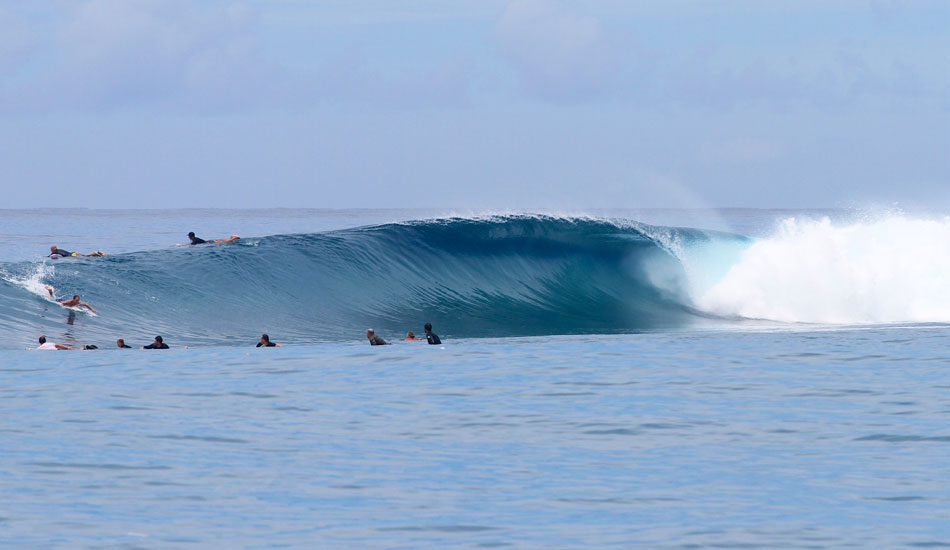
[1,208,948,549]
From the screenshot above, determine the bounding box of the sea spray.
[698,215,950,323]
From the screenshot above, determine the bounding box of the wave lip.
[0,215,739,347]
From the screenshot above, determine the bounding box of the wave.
[6,213,943,349]
[0,216,744,348]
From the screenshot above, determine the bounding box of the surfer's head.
[72,295,80,300]
[424,322,433,332]
[188,232,196,238]
[260,334,270,343]
[154,336,163,344]
[50,245,56,252]
[39,335,46,344]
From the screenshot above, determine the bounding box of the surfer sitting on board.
[44,285,98,313]
[366,329,389,346]
[49,245,106,258]
[257,334,281,347]
[142,336,170,349]
[188,232,240,245]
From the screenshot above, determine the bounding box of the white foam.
[1,262,55,299]
[696,215,950,324]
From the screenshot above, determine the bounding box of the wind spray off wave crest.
[697,215,950,324]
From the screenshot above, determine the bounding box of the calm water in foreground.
[3,329,949,549]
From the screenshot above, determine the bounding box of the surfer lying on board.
[188,232,240,245]
[49,245,106,258]
[44,285,98,313]
[34,335,71,350]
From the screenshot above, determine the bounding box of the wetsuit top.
[256,341,277,347]
[426,332,441,345]
[50,248,72,257]
[119,344,132,348]
[368,335,389,346]
[36,342,59,350]
[189,237,207,245]
[143,343,170,349]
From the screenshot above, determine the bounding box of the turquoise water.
[2,209,949,548]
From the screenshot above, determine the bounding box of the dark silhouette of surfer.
[424,322,441,345]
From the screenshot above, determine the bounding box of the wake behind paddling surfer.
[44,285,97,313]
[188,232,240,245]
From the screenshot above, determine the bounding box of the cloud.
[495,0,617,101]
[1,0,280,114]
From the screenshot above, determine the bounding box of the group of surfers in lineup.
[35,232,444,350]
[33,326,443,351]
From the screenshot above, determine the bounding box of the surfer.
[116,338,132,349]
[44,285,98,313]
[188,232,240,245]
[257,334,281,347]
[424,322,441,345]
[405,331,423,341]
[48,245,106,258]
[142,336,169,349]
[366,329,389,346]
[34,335,71,350]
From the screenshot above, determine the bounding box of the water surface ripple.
[2,329,949,548]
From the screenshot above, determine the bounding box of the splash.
[697,215,950,324]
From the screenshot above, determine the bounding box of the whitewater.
[2,208,949,549]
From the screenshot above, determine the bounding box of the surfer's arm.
[55,344,72,350]
[79,302,97,313]
[45,285,54,297]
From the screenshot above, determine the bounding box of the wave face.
[0,216,738,347]
[697,215,950,324]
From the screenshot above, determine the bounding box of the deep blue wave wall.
[0,216,740,348]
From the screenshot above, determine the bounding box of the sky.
[1,0,948,209]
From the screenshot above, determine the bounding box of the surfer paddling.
[33,335,71,350]
[48,245,106,258]
[188,232,240,245]
[44,285,98,313]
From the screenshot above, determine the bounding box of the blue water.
[2,209,949,548]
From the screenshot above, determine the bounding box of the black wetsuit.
[256,341,277,347]
[119,344,132,349]
[189,237,207,245]
[50,248,72,257]
[426,331,441,345]
[368,335,389,346]
[143,343,169,349]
